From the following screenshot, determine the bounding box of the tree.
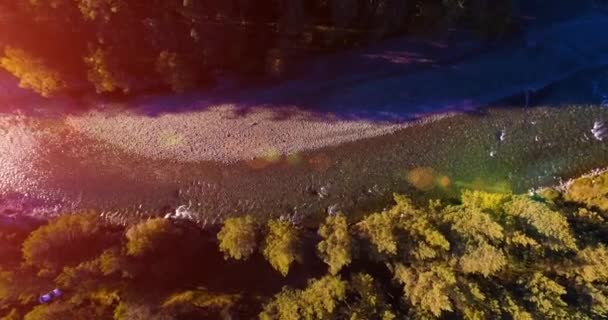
[114,302,171,320]
[259,275,347,320]
[442,205,504,243]
[346,273,397,320]
[84,46,131,94]
[125,218,181,257]
[155,51,198,93]
[22,212,114,272]
[161,289,240,318]
[262,220,301,276]
[317,213,352,274]
[393,263,456,317]
[523,272,570,319]
[217,215,258,261]
[458,242,506,277]
[0,309,19,320]
[565,171,608,212]
[356,210,398,255]
[460,190,510,211]
[24,302,111,320]
[503,196,577,251]
[0,47,66,97]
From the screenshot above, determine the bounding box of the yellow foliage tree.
[459,242,506,277]
[156,51,197,93]
[22,212,110,272]
[260,275,347,320]
[317,213,352,274]
[125,218,181,257]
[217,215,258,260]
[393,263,456,317]
[565,172,608,212]
[442,205,504,243]
[503,196,577,251]
[524,272,569,319]
[0,47,66,97]
[262,220,301,276]
[461,190,510,211]
[356,209,398,255]
[84,47,130,94]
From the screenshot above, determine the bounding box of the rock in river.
[592,121,608,141]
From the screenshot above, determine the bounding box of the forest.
[0,0,517,97]
[2,171,608,319]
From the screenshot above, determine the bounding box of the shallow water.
[1,103,607,227]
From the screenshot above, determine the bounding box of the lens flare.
[407,167,436,191]
[286,153,302,166]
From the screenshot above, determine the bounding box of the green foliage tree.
[317,213,352,274]
[217,215,258,261]
[0,47,66,97]
[262,220,301,276]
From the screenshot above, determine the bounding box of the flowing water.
[1,100,607,227]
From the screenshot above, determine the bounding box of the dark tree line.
[0,0,517,97]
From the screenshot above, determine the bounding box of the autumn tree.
[84,46,131,94]
[22,212,117,272]
[393,263,456,317]
[503,196,578,251]
[317,213,352,274]
[346,273,397,320]
[125,218,182,257]
[262,220,301,276]
[217,215,258,261]
[0,47,66,97]
[155,51,198,93]
[356,208,398,255]
[259,275,347,320]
